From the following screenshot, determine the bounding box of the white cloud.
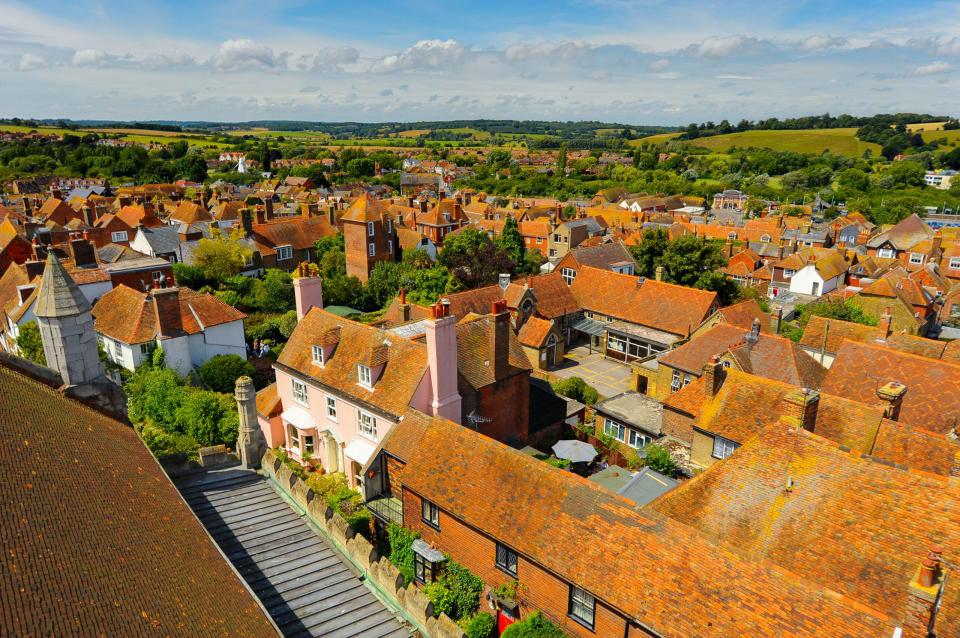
[504,41,592,62]
[685,35,762,59]
[299,46,359,72]
[648,59,670,71]
[370,39,471,73]
[17,53,46,71]
[142,50,195,69]
[797,35,847,51]
[915,61,953,75]
[716,74,754,80]
[211,39,285,71]
[72,48,111,67]
[588,70,611,79]
[934,38,960,55]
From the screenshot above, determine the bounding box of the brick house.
[553,241,637,286]
[342,194,396,282]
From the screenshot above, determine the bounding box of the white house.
[788,252,849,297]
[92,282,246,376]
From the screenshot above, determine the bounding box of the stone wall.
[260,449,466,638]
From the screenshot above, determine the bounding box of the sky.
[1,0,959,125]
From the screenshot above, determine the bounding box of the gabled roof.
[866,213,932,250]
[649,421,960,636]
[168,200,212,224]
[0,357,276,636]
[565,241,637,272]
[823,340,960,434]
[516,316,553,348]
[454,313,531,389]
[707,299,768,331]
[377,411,898,637]
[252,216,337,254]
[801,315,948,359]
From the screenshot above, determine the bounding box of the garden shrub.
[214,289,242,308]
[198,354,255,393]
[423,581,456,618]
[500,611,567,638]
[644,444,679,477]
[552,376,600,405]
[278,309,299,338]
[385,523,420,575]
[244,313,284,343]
[465,612,496,638]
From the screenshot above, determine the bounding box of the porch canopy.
[570,316,607,337]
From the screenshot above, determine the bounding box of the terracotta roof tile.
[516,316,553,347]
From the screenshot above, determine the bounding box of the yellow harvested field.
[396,129,431,138]
[919,129,960,144]
[90,128,204,137]
[630,133,680,146]
[688,128,880,156]
[905,122,949,132]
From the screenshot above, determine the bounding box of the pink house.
[257,272,462,488]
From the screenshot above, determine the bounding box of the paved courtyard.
[552,344,633,399]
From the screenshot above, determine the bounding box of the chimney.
[24,259,45,279]
[293,264,324,321]
[81,204,96,227]
[876,381,907,420]
[399,288,410,322]
[783,388,820,432]
[255,205,266,225]
[240,207,253,237]
[655,265,665,282]
[932,230,942,257]
[906,546,946,637]
[745,318,761,344]
[152,286,183,337]
[878,307,892,339]
[770,306,783,335]
[420,199,428,213]
[30,238,47,262]
[491,300,510,381]
[264,198,274,219]
[69,235,97,268]
[702,355,724,398]
[425,301,462,423]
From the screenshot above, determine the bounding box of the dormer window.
[312,345,324,365]
[909,252,924,265]
[358,364,372,388]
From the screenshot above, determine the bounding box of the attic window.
[276,245,293,261]
[312,345,324,365]
[909,252,924,265]
[111,231,128,242]
[760,234,771,242]
[950,257,960,270]
[358,364,372,388]
[877,248,895,259]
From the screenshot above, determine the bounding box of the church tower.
[33,253,104,386]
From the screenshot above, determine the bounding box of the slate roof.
[135,225,182,255]
[569,266,718,336]
[866,213,932,250]
[648,421,960,636]
[277,308,428,418]
[92,285,246,344]
[823,341,960,435]
[377,411,899,637]
[566,241,637,271]
[0,357,276,637]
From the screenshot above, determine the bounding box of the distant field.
[919,129,960,144]
[906,122,949,132]
[1,124,229,148]
[1,124,78,136]
[92,128,204,137]
[688,128,881,156]
[631,132,680,146]
[396,129,430,138]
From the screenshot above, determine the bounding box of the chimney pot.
[876,381,907,421]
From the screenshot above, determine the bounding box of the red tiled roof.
[453,314,531,389]
[711,299,769,331]
[516,316,553,348]
[823,341,960,435]
[252,216,337,254]
[255,382,282,418]
[0,358,276,637]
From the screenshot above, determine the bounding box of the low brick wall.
[261,449,465,638]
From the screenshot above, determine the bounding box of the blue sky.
[1,0,958,124]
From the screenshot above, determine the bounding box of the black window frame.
[414,552,431,585]
[495,542,518,577]
[568,585,596,630]
[421,499,440,530]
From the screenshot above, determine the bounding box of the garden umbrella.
[552,440,598,463]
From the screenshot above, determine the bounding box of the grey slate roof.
[136,225,183,255]
[568,242,637,271]
[34,253,90,317]
[618,467,678,506]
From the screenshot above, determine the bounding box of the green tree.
[278,309,299,338]
[169,140,189,159]
[174,153,208,182]
[250,269,295,312]
[626,227,669,278]
[14,320,46,365]
[497,216,525,264]
[257,141,271,172]
[557,143,567,170]
[193,225,253,282]
[643,444,679,478]
[198,354,255,393]
[552,376,599,405]
[315,232,345,262]
[172,263,208,289]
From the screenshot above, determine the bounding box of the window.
[358,364,372,387]
[111,231,128,242]
[628,429,651,448]
[291,378,308,406]
[288,424,300,451]
[950,257,960,271]
[783,269,795,278]
[909,253,924,265]
[414,553,435,584]
[326,396,337,420]
[303,435,314,454]
[607,334,627,353]
[670,369,693,393]
[388,240,393,255]
[569,586,595,629]
[495,542,518,577]
[367,221,375,236]
[276,245,292,261]
[368,242,375,257]
[387,220,392,234]
[312,345,324,365]
[421,499,440,528]
[357,410,377,440]
[604,418,626,442]
[712,436,739,460]
[561,267,577,285]
[877,248,895,259]
[139,343,151,355]
[113,340,122,359]
[760,234,771,242]
[548,249,557,258]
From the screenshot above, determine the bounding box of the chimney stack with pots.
[293,262,324,321]
[783,388,820,432]
[876,381,907,421]
[491,300,511,381]
[425,301,462,423]
[703,355,724,398]
[878,307,892,339]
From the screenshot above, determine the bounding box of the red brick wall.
[467,371,530,443]
[660,407,695,445]
[344,219,393,282]
[110,264,174,292]
[401,488,631,638]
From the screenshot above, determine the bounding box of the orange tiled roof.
[453,313,531,389]
[168,200,211,224]
[516,316,553,348]
[649,421,960,636]
[823,340,960,435]
[711,299,769,331]
[255,382,282,418]
[342,193,388,223]
[252,216,337,254]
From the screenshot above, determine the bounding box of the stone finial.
[34,252,91,318]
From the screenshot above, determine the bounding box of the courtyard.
[552,344,633,399]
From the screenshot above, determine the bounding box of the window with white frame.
[288,424,300,451]
[670,369,692,392]
[783,269,795,278]
[950,257,960,270]
[303,435,314,455]
[909,253,924,265]
[312,345,324,365]
[877,248,895,259]
[368,243,375,257]
[628,429,651,448]
[421,498,439,528]
[139,343,151,355]
[712,436,739,460]
[357,364,372,387]
[607,334,627,353]
[569,586,595,629]
[357,410,377,440]
[111,231,128,242]
[276,245,293,261]
[388,239,393,254]
[387,220,392,234]
[113,340,123,359]
[603,418,626,442]
[561,267,577,285]
[326,396,337,420]
[368,221,375,236]
[291,378,308,405]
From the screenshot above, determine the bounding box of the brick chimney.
[878,307,892,339]
[293,264,324,321]
[905,546,946,637]
[152,286,183,337]
[783,388,820,431]
[702,355,724,398]
[491,300,511,381]
[425,301,462,423]
[255,205,266,225]
[69,234,97,268]
[240,207,253,237]
[876,381,907,420]
[81,204,96,227]
[745,317,761,344]
[263,198,274,220]
[399,288,410,323]
[769,306,783,335]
